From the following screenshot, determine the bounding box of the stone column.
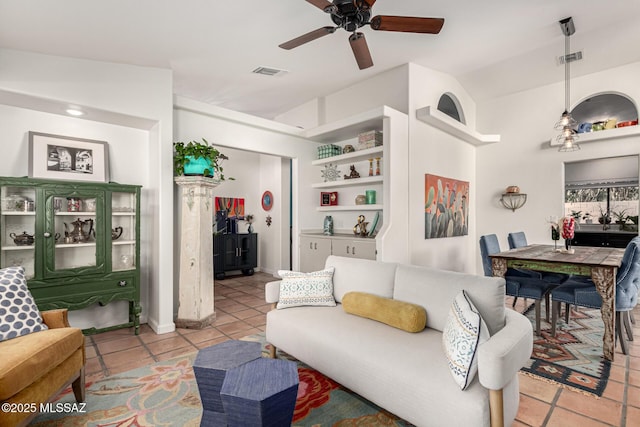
[174,176,219,329]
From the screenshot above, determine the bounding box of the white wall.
[0,48,175,334]
[407,64,479,273]
[173,97,317,273]
[476,61,640,274]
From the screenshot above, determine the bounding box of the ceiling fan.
[279,0,444,70]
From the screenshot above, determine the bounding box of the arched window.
[437,93,465,124]
[571,93,638,127]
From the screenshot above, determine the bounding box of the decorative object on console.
[353,215,368,237]
[368,211,380,237]
[500,185,527,212]
[323,215,334,236]
[245,214,254,233]
[365,190,376,204]
[276,267,336,309]
[320,163,341,182]
[344,165,360,180]
[173,138,231,180]
[425,174,469,239]
[554,17,580,152]
[9,231,35,246]
[442,290,489,390]
[320,191,338,206]
[342,144,355,154]
[261,191,273,211]
[29,131,110,182]
[111,226,123,240]
[317,144,342,159]
[358,130,383,149]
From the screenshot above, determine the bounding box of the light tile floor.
[82,272,639,426]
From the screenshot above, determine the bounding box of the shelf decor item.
[28,131,110,183]
[321,164,341,182]
[317,144,341,159]
[173,138,231,180]
[358,130,383,150]
[365,190,376,204]
[321,191,338,206]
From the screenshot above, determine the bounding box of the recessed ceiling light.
[65,108,85,116]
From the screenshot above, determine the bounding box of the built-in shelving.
[312,176,383,189]
[416,106,500,146]
[317,204,382,212]
[549,125,640,146]
[312,146,383,166]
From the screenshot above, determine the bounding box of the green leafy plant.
[173,138,232,180]
[611,208,629,224]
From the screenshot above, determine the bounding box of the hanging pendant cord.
[565,33,570,113]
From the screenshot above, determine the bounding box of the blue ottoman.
[220,358,299,427]
[193,340,262,426]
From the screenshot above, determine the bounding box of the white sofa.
[265,255,533,427]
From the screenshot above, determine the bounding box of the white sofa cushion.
[393,264,506,335]
[324,255,397,303]
[442,290,490,390]
[276,267,336,309]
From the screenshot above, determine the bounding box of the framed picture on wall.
[28,131,110,182]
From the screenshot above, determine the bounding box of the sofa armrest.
[41,308,71,329]
[477,309,532,390]
[265,280,281,304]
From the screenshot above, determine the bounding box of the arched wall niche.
[437,92,466,125]
[571,92,638,126]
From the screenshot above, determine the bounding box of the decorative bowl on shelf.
[10,231,35,246]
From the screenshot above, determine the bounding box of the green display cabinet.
[0,176,142,335]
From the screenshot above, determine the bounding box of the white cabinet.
[330,238,376,260]
[299,234,376,272]
[300,235,332,272]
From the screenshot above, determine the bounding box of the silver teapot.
[10,231,35,246]
[64,218,94,243]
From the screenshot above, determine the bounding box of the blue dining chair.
[508,231,569,285]
[550,236,640,355]
[480,234,557,335]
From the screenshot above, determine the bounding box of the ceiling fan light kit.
[280,0,445,70]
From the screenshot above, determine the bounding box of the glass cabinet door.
[111,191,137,271]
[1,185,37,278]
[44,190,106,277]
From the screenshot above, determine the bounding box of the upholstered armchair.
[550,236,640,354]
[480,234,556,334]
[0,308,85,427]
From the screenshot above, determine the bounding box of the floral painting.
[425,174,469,239]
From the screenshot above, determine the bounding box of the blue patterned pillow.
[276,267,336,309]
[442,290,489,390]
[0,266,48,342]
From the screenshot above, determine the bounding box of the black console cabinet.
[213,233,258,279]
[570,231,637,248]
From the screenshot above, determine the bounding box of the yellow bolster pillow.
[342,291,427,333]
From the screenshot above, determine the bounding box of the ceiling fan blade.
[279,26,336,50]
[349,32,374,70]
[306,0,338,13]
[370,16,445,34]
[353,0,376,10]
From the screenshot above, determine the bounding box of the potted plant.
[611,208,628,225]
[597,206,611,225]
[173,138,231,180]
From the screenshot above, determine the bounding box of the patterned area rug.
[520,303,611,396]
[32,334,413,426]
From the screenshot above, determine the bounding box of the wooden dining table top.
[489,244,625,275]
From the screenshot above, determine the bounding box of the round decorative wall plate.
[262,191,273,211]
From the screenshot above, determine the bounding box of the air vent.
[558,50,583,64]
[252,66,288,77]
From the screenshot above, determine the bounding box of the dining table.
[489,244,625,361]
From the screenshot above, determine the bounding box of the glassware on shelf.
[120,254,133,269]
[67,197,81,212]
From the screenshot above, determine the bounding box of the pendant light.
[555,17,580,152]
